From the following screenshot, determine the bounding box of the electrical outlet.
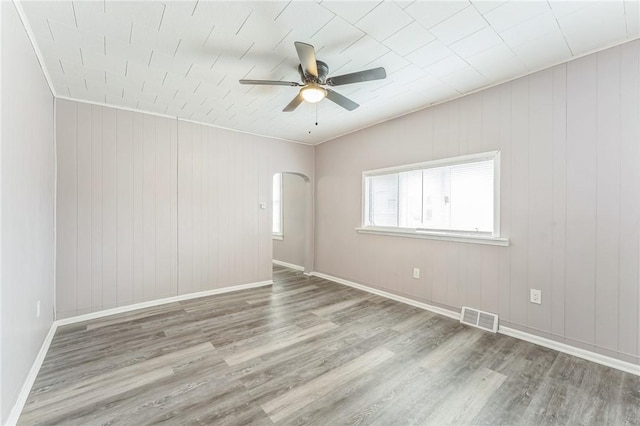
[529,289,541,305]
[413,268,420,279]
[37,300,41,318]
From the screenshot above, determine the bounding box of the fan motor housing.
[298,60,329,83]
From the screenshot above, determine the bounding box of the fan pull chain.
[309,104,319,134]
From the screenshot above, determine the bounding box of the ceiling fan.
[239,42,387,112]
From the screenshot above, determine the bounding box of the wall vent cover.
[460,306,499,333]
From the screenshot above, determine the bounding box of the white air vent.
[460,306,498,333]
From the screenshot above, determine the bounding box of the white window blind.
[363,152,498,236]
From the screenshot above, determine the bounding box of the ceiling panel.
[405,1,469,29]
[499,10,561,47]
[466,44,527,82]
[557,1,628,54]
[483,1,550,33]
[429,5,488,45]
[450,27,503,58]
[406,39,454,68]
[354,1,413,41]
[19,0,639,144]
[320,1,381,24]
[382,21,435,56]
[510,31,573,70]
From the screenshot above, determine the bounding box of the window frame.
[358,151,508,246]
[272,173,284,240]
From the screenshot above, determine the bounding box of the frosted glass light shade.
[300,85,327,103]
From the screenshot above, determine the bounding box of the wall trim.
[499,326,639,376]
[55,280,273,326]
[6,324,57,425]
[311,271,640,377]
[310,271,460,321]
[272,259,304,272]
[12,0,56,98]
[53,96,312,147]
[7,279,272,424]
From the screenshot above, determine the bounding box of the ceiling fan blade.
[326,67,387,86]
[294,41,318,78]
[325,88,359,111]
[239,79,301,86]
[283,93,305,112]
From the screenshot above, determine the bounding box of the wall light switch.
[413,268,420,279]
[260,202,267,209]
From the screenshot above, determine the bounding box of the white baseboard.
[499,326,639,376]
[272,259,304,272]
[311,271,640,377]
[6,324,58,425]
[310,272,460,321]
[56,280,272,326]
[7,279,273,424]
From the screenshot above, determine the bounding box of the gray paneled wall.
[56,100,178,318]
[314,40,640,365]
[1,2,55,422]
[55,102,314,319]
[177,121,263,293]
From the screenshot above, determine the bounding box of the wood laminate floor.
[20,266,640,425]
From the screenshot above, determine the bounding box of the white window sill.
[272,234,283,241]
[355,227,509,247]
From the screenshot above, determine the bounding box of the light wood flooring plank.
[18,266,640,425]
[261,346,395,423]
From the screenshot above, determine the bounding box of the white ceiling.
[20,0,640,144]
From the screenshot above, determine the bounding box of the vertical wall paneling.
[595,47,621,353]
[457,97,469,155]
[466,93,482,154]
[101,106,117,310]
[116,109,134,306]
[618,41,640,358]
[206,127,219,287]
[217,131,230,285]
[157,118,173,297]
[258,140,271,280]
[56,102,313,318]
[480,88,501,314]
[56,103,180,317]
[174,122,313,293]
[177,121,192,294]
[565,55,598,347]
[76,103,92,314]
[497,83,512,322]
[142,113,157,299]
[170,119,178,296]
[551,64,567,338]
[132,112,144,302]
[1,3,56,418]
[527,69,554,332]
[314,40,640,364]
[509,77,529,327]
[90,105,104,311]
[56,100,77,316]
[447,99,460,157]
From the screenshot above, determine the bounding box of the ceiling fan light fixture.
[300,84,327,103]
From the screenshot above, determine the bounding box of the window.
[273,173,283,240]
[360,151,507,246]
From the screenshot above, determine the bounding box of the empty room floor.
[19,265,640,425]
